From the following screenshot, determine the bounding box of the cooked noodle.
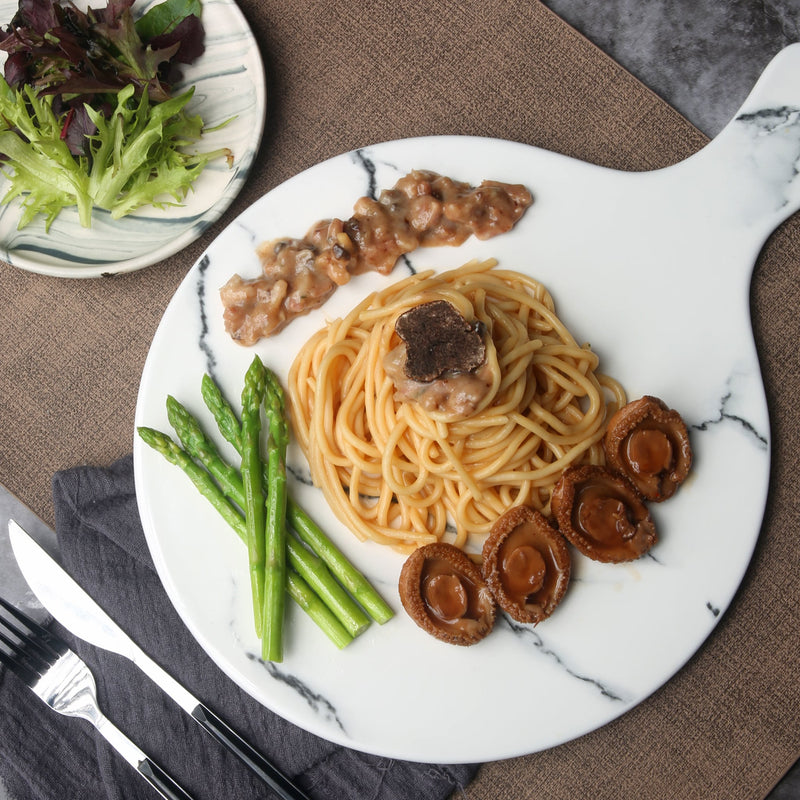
[288,259,626,553]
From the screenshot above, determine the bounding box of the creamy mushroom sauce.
[220,170,532,345]
[383,342,497,419]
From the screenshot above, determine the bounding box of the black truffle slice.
[395,300,485,382]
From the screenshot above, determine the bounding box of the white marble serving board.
[133,45,800,764]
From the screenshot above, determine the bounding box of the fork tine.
[0,596,67,683]
[0,596,67,654]
[0,622,42,684]
[0,637,37,683]
[0,597,68,655]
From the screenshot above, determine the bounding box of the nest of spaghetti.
[288,258,627,554]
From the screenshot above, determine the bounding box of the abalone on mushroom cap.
[399,542,496,645]
[604,396,692,502]
[551,465,657,563]
[482,505,570,624]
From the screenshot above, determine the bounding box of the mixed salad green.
[0,0,232,230]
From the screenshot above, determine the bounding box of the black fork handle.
[138,758,195,800]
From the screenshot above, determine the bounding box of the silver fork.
[0,596,195,800]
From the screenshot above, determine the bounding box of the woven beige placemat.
[0,2,796,798]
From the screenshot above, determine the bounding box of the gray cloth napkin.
[0,455,477,800]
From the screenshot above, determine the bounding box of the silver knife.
[8,519,312,800]
[0,488,59,621]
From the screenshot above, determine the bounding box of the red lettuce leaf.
[0,0,204,104]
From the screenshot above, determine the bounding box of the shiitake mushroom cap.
[482,505,571,624]
[399,542,496,645]
[551,465,657,563]
[604,395,692,502]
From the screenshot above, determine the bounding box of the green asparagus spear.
[201,372,394,625]
[288,503,394,625]
[166,395,243,509]
[261,368,288,662]
[138,425,354,649]
[165,395,373,637]
[286,537,369,637]
[240,355,267,638]
[136,427,246,535]
[287,571,353,650]
[201,372,242,451]
[167,391,247,505]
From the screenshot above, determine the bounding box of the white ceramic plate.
[133,46,800,763]
[0,0,265,278]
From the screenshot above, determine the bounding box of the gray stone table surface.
[543,0,800,139]
[1,1,799,799]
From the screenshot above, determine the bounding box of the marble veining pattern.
[691,381,770,449]
[499,618,629,703]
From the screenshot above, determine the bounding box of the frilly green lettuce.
[0,77,232,230]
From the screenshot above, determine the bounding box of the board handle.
[674,44,800,239]
[733,43,800,120]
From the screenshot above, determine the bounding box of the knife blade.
[0,486,59,621]
[8,519,311,800]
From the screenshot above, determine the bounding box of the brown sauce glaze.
[604,396,692,502]
[220,170,533,345]
[482,505,570,624]
[398,542,496,645]
[551,465,657,563]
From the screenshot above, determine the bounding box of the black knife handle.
[191,703,312,800]
[138,757,195,800]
